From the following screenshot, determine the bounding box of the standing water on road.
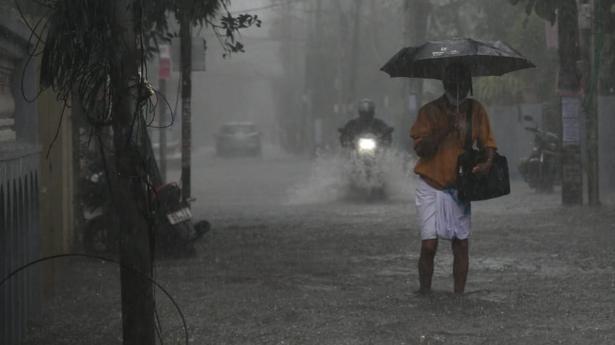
[287,150,417,205]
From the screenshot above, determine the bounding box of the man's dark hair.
[443,63,472,98]
[443,62,471,82]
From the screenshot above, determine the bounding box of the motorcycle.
[81,163,209,257]
[339,127,394,199]
[154,182,210,257]
[79,157,118,254]
[518,115,561,192]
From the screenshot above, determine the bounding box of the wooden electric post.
[110,1,155,344]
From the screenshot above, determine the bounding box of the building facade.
[1,5,75,344]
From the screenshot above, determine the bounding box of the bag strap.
[464,101,473,152]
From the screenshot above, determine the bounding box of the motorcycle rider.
[339,98,393,148]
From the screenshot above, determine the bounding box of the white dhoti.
[415,177,471,240]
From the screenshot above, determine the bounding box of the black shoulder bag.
[456,103,510,202]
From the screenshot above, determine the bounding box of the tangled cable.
[10,1,261,344]
[0,253,190,345]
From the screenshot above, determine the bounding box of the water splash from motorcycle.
[287,151,417,205]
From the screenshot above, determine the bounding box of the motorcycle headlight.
[357,138,377,153]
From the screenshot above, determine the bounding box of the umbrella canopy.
[380,38,535,80]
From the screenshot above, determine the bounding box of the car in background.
[215,122,262,157]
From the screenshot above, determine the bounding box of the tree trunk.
[180,8,192,199]
[109,1,155,344]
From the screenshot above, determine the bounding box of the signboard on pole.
[562,96,581,145]
[561,95,583,205]
[159,44,172,80]
[545,21,558,49]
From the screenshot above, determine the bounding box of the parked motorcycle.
[81,163,208,257]
[518,115,561,192]
[339,128,394,199]
[80,160,118,254]
[154,182,209,257]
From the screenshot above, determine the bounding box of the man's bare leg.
[452,238,469,294]
[418,239,438,293]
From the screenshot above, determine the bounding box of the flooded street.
[24,148,615,345]
[4,1,615,345]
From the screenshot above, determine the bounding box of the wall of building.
[0,7,43,345]
[0,6,75,344]
[38,89,75,297]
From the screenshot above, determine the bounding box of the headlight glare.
[358,138,377,152]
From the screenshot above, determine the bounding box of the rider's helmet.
[358,98,375,122]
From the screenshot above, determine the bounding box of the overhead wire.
[9,0,258,343]
[12,1,186,344]
[0,253,189,345]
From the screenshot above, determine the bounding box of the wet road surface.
[23,148,615,345]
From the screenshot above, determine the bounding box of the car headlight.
[357,138,377,153]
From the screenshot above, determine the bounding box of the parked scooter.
[80,167,118,254]
[339,127,394,199]
[81,161,208,257]
[518,115,561,192]
[154,182,209,257]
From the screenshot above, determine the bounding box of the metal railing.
[0,146,41,345]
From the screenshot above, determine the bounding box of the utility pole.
[179,1,192,199]
[580,0,601,206]
[348,0,364,104]
[302,0,313,154]
[305,0,322,154]
[559,0,584,205]
[110,1,155,344]
[158,44,172,183]
[314,0,324,153]
[334,0,348,120]
[281,0,293,152]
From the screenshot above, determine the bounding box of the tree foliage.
[142,0,261,56]
[423,0,558,105]
[508,0,558,24]
[28,0,260,128]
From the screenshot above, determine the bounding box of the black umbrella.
[380,38,535,80]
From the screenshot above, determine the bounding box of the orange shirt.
[410,96,497,189]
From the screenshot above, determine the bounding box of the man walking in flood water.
[410,63,497,294]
